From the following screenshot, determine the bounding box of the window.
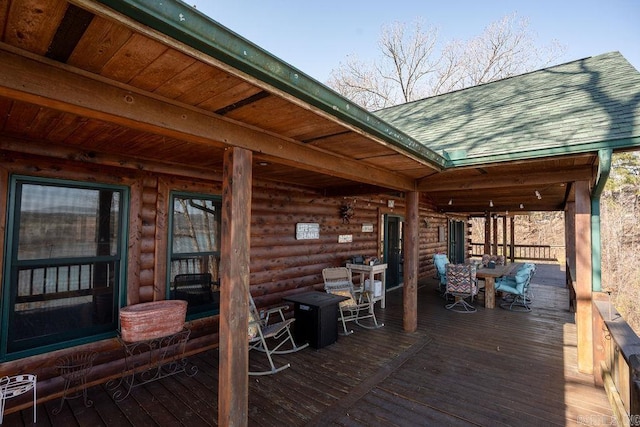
[1,177,127,358]
[168,193,221,317]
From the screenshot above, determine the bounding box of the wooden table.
[476,264,519,309]
[346,263,387,308]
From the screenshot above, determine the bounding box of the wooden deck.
[5,263,613,426]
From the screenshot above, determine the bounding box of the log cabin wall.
[0,146,447,405]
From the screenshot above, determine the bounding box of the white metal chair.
[0,374,37,424]
[322,267,383,335]
[248,294,308,376]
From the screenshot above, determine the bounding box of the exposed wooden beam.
[0,44,416,191]
[418,166,593,191]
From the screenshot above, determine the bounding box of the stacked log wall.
[0,147,451,408]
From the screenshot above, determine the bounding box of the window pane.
[5,180,123,354]
[10,261,116,348]
[170,196,221,315]
[172,198,220,254]
[18,184,120,260]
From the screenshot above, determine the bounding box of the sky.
[189,0,640,84]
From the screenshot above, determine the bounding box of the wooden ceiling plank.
[129,48,197,92]
[0,46,414,191]
[99,33,168,83]
[4,0,68,55]
[153,60,221,99]
[67,15,133,73]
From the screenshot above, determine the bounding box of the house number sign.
[295,223,320,240]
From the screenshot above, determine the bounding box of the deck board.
[5,264,614,426]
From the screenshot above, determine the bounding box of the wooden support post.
[492,214,498,255]
[403,191,418,333]
[575,180,593,374]
[509,216,515,263]
[218,147,252,427]
[502,216,507,259]
[484,211,491,255]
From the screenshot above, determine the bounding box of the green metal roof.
[375,52,640,167]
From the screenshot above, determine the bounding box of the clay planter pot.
[119,300,187,342]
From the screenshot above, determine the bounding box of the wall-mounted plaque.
[295,223,320,240]
[361,223,374,233]
[338,234,353,243]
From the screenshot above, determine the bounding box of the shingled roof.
[375,52,640,168]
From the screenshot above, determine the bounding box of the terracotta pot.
[119,300,187,342]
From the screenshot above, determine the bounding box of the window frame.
[167,191,222,319]
[1,175,129,361]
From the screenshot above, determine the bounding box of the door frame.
[382,213,404,290]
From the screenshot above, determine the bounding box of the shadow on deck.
[5,263,613,426]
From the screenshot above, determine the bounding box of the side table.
[283,292,348,349]
[346,263,388,308]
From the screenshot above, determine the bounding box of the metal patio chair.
[444,263,478,313]
[322,267,383,335]
[248,294,308,376]
[433,253,450,296]
[495,263,535,312]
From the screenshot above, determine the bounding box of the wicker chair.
[322,267,383,335]
[248,294,308,376]
[444,264,478,313]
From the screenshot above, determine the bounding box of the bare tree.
[328,19,439,110]
[328,13,565,110]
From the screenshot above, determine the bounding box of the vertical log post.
[575,180,593,374]
[565,201,577,312]
[484,211,491,255]
[502,215,507,259]
[509,216,515,263]
[403,191,419,332]
[218,147,252,427]
[492,214,498,255]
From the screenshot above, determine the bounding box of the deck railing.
[470,242,560,261]
[593,298,640,426]
[15,261,113,305]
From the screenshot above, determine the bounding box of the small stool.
[53,351,97,415]
[0,374,37,424]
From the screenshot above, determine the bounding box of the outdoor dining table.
[476,263,520,309]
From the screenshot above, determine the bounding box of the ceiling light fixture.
[535,190,542,199]
[448,199,453,205]
[520,203,524,209]
[489,200,494,208]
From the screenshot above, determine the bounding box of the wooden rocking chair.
[248,294,308,376]
[322,267,383,335]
